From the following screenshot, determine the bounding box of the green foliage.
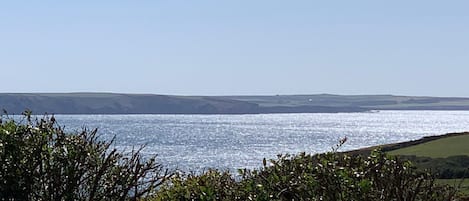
[0,111,171,200]
[153,170,237,201]
[399,155,469,179]
[437,179,469,198]
[153,150,457,201]
[237,151,455,201]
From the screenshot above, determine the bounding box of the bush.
[237,151,456,201]
[0,112,171,200]
[399,155,469,179]
[153,170,237,201]
[153,151,457,201]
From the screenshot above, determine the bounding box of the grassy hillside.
[388,134,469,158]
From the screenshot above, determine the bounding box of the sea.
[49,110,469,172]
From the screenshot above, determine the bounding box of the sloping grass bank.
[388,134,469,157]
[345,132,469,156]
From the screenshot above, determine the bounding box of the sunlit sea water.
[51,111,469,171]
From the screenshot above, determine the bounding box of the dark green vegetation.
[153,151,456,201]
[0,112,171,200]
[398,155,469,179]
[436,179,469,197]
[3,93,469,114]
[0,113,463,200]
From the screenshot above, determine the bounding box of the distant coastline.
[2,93,469,114]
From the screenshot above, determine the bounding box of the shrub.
[0,112,171,200]
[152,169,237,201]
[238,151,456,201]
[154,151,457,201]
[399,155,469,179]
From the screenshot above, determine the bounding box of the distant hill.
[2,93,469,114]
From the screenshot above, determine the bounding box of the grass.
[388,134,469,158]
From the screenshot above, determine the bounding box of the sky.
[1,1,468,97]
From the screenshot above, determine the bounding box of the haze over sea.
[53,110,469,171]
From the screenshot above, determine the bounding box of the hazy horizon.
[1,1,468,97]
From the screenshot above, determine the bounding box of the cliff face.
[2,93,469,114]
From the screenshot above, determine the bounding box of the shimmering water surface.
[54,111,469,171]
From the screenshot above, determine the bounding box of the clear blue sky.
[1,1,468,96]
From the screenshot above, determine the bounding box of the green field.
[388,134,469,158]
